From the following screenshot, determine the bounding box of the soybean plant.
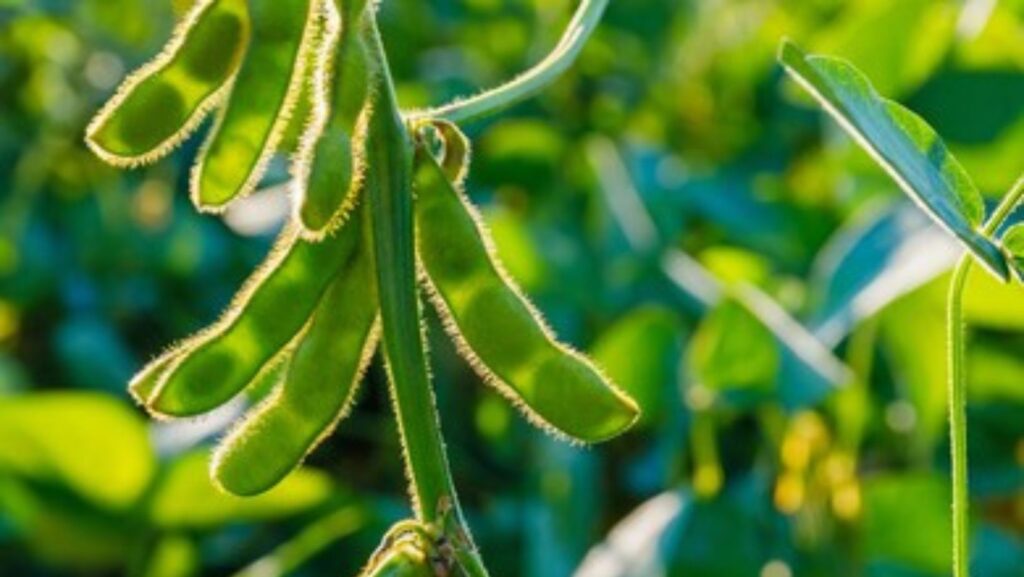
[86,0,635,575]
[779,41,1024,577]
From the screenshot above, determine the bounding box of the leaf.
[999,223,1024,281]
[0,477,133,571]
[574,491,690,577]
[148,451,333,529]
[863,473,952,573]
[809,201,959,347]
[779,40,1009,281]
[0,392,155,510]
[590,306,684,427]
[689,297,779,398]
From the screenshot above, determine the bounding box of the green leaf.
[688,297,779,400]
[0,392,155,510]
[140,535,199,577]
[1000,223,1024,281]
[0,477,133,571]
[863,473,952,573]
[148,451,332,529]
[590,306,683,427]
[779,40,1009,281]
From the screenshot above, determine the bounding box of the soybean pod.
[293,0,375,238]
[145,215,363,418]
[412,142,639,443]
[213,206,380,496]
[85,0,249,166]
[128,347,184,405]
[191,0,322,212]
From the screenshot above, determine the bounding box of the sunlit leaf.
[590,307,683,426]
[999,222,1024,281]
[779,40,1008,280]
[148,451,333,529]
[689,297,779,399]
[863,473,952,573]
[0,392,155,510]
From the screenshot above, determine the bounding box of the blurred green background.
[1,0,1023,576]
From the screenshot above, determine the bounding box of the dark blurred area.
[1,1,1023,576]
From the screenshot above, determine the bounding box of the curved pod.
[144,213,364,418]
[191,0,322,211]
[213,208,380,496]
[413,147,638,443]
[85,0,250,166]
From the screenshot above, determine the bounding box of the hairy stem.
[947,175,1024,577]
[409,0,609,124]
[947,256,971,577]
[363,13,490,577]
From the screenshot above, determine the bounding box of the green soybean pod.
[86,0,250,166]
[413,146,639,443]
[293,0,375,239]
[212,211,380,496]
[145,215,363,418]
[128,347,184,405]
[191,0,321,212]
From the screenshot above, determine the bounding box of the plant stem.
[947,175,1024,577]
[409,0,609,124]
[362,13,490,577]
[947,256,971,577]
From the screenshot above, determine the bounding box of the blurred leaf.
[590,306,684,426]
[967,344,1024,404]
[811,0,956,96]
[689,297,779,400]
[0,392,155,510]
[879,288,947,449]
[1000,222,1024,281]
[574,490,689,577]
[148,451,333,529]
[961,267,1024,330]
[229,506,367,577]
[809,201,958,347]
[139,534,199,577]
[863,473,952,573]
[485,205,548,292]
[0,476,133,571]
[667,487,767,577]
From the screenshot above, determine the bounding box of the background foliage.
[1,0,1023,576]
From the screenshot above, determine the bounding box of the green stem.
[947,256,971,577]
[362,14,490,577]
[409,0,609,124]
[947,175,1024,577]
